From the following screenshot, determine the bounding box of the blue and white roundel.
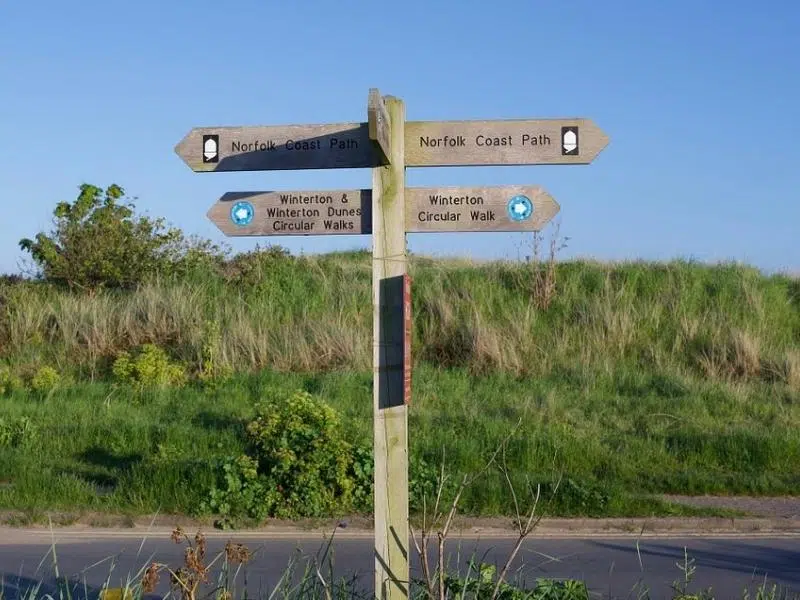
[230,201,254,226]
[507,195,533,222]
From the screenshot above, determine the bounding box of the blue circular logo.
[507,195,533,222]
[230,201,254,226]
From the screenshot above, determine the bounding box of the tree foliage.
[19,183,225,291]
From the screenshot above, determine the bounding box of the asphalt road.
[0,531,798,599]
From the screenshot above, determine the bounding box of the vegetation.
[17,183,225,293]
[0,183,799,522]
[6,425,799,600]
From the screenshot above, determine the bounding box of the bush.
[29,366,62,393]
[245,389,355,518]
[19,183,226,291]
[112,344,187,388]
[222,244,293,287]
[202,390,456,528]
[204,389,359,526]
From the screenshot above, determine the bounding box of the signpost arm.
[372,94,409,600]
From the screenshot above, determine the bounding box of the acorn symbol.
[202,135,219,163]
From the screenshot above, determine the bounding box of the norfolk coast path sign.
[176,88,609,600]
[175,120,608,172]
[206,185,560,236]
[174,123,376,172]
[404,118,608,166]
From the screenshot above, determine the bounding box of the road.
[0,530,798,599]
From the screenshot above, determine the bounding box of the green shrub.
[202,454,276,528]
[223,244,293,287]
[18,183,225,291]
[202,391,455,527]
[112,344,187,388]
[29,366,62,393]
[245,389,355,518]
[204,389,359,525]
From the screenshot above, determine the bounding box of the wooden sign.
[179,87,611,600]
[403,273,411,405]
[207,190,371,236]
[404,118,608,166]
[369,89,391,165]
[174,123,376,172]
[405,185,559,232]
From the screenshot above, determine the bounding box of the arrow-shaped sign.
[207,190,371,236]
[174,124,376,173]
[404,118,609,167]
[406,185,560,232]
[206,186,559,237]
[176,118,608,173]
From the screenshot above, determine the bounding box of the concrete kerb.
[1,517,800,545]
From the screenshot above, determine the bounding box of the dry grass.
[0,252,797,395]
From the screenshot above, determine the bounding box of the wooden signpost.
[175,88,609,600]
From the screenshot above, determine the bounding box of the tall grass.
[1,253,798,391]
[0,253,798,518]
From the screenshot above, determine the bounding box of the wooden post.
[372,93,409,600]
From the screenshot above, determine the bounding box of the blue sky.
[1,1,798,275]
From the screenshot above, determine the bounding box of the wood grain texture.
[176,117,608,172]
[403,274,411,406]
[404,118,609,166]
[369,88,391,165]
[207,190,371,236]
[174,123,376,172]
[372,95,410,600]
[405,185,559,232]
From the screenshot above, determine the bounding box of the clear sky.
[1,1,798,275]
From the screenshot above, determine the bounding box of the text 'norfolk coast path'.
[175,118,609,172]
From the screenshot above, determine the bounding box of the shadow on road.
[590,539,800,587]
[0,572,162,600]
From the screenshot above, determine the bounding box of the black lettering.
[231,140,276,152]
[327,206,360,217]
[279,194,332,205]
[286,139,321,151]
[521,134,552,146]
[470,210,496,222]
[475,135,512,147]
[418,211,461,222]
[323,219,355,231]
[330,138,359,150]
[418,135,466,148]
[272,221,315,232]
[266,207,321,219]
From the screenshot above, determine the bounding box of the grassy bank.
[0,365,798,520]
[0,252,798,384]
[0,253,799,519]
